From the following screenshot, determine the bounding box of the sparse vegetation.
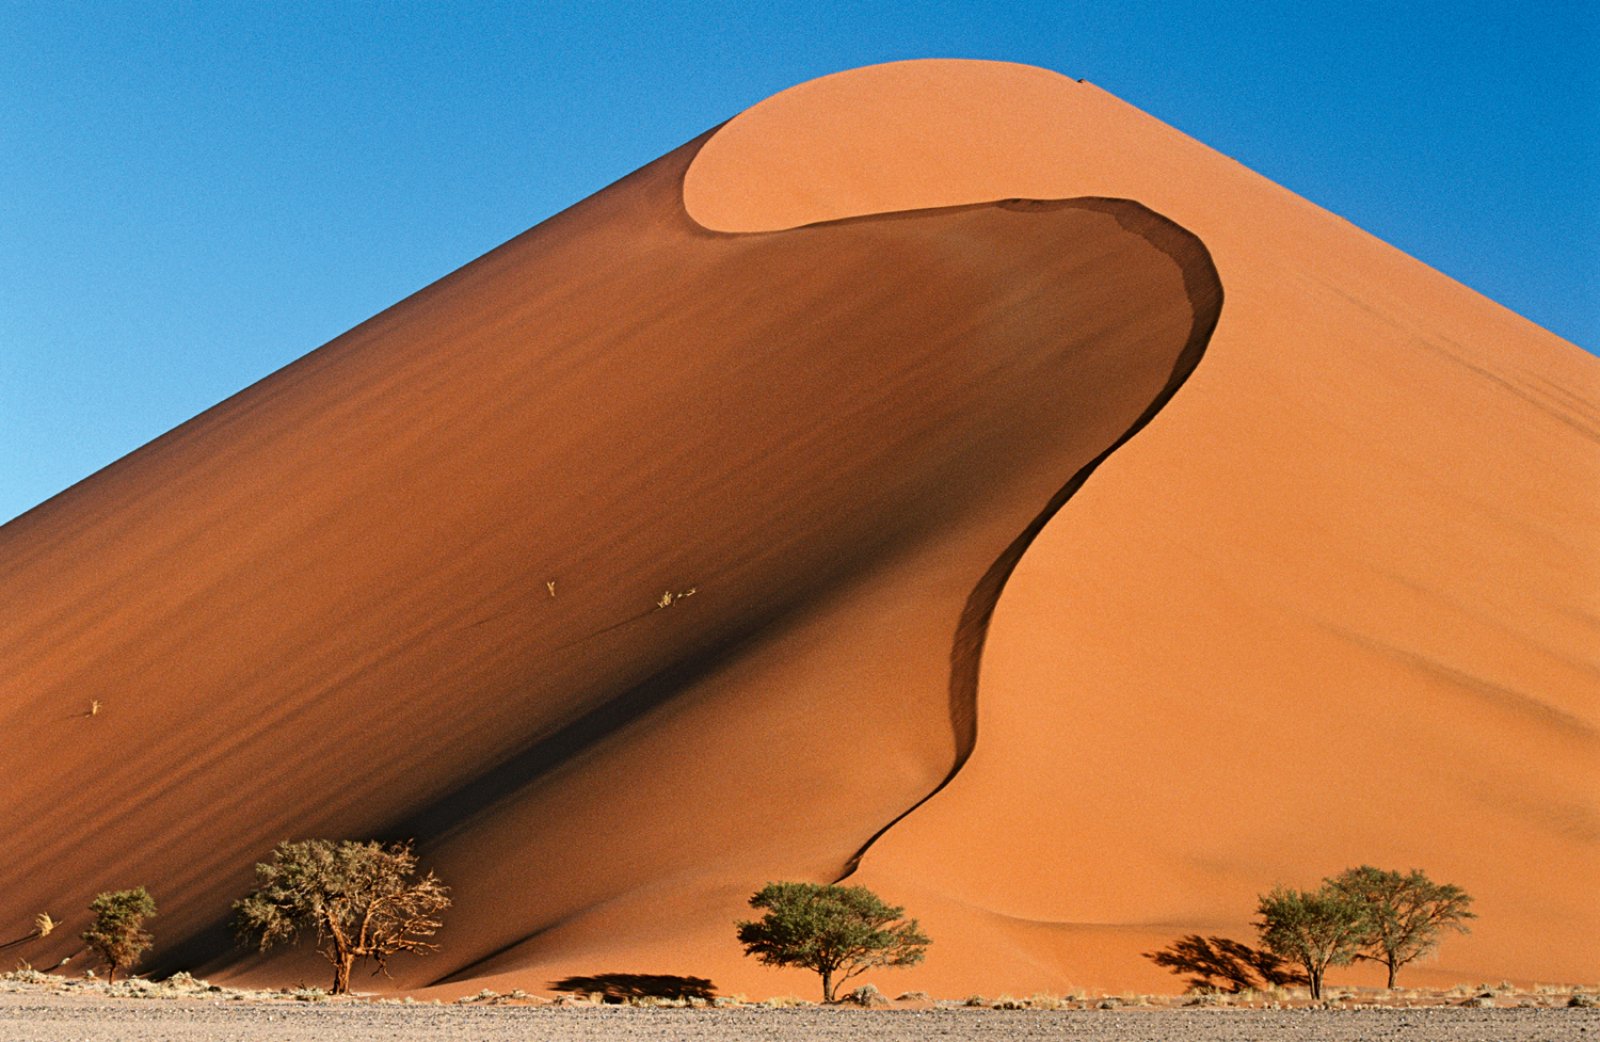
[736,881,929,1002]
[232,839,449,995]
[0,963,1593,1018]
[1254,884,1367,1001]
[81,888,155,984]
[0,912,57,952]
[654,587,697,609]
[1326,865,1474,988]
[847,982,888,1006]
[1151,866,1477,998]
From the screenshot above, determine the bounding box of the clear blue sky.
[3,1,1596,524]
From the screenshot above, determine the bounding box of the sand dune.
[1,60,1593,998]
[686,60,1599,993]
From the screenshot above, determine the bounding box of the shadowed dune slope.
[0,106,1220,994]
[688,59,1599,994]
[3,58,1593,999]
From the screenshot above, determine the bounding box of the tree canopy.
[1254,884,1367,1000]
[232,839,449,995]
[82,887,156,983]
[1327,865,1474,987]
[735,881,929,1002]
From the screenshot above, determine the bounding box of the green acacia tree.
[1254,884,1366,1001]
[736,882,930,1002]
[232,839,449,995]
[82,888,156,983]
[1326,866,1474,988]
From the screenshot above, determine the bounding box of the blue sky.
[2,1,1595,524]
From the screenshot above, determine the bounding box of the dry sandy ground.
[0,992,1594,1042]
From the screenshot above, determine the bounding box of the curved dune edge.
[686,58,1600,993]
[410,198,1221,992]
[837,200,1221,878]
[683,60,1101,233]
[380,191,1222,994]
[0,112,1221,999]
[2,57,1594,1000]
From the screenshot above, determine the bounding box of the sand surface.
[1,59,1594,998]
[1,993,1593,1042]
[689,59,1600,993]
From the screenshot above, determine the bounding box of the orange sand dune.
[688,60,1599,994]
[1,60,1594,998]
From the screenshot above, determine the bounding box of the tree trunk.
[332,952,355,995]
[107,963,118,985]
[1308,966,1322,1001]
[1386,959,1397,989]
[821,967,834,1003]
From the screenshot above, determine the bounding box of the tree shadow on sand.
[1144,934,1308,993]
[549,973,716,1003]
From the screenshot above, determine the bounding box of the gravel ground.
[1,993,1595,1042]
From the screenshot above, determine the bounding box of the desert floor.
[2,991,1595,1042]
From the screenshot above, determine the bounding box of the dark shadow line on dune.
[158,602,807,981]
[836,198,1224,879]
[380,635,762,848]
[155,193,1222,980]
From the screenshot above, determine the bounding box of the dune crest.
[0,106,1221,993]
[2,59,1593,998]
[685,59,1598,993]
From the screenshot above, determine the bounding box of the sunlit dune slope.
[2,58,1593,999]
[0,95,1219,993]
[685,60,1598,994]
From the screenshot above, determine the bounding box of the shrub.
[1255,884,1366,1001]
[82,888,156,984]
[1325,866,1474,988]
[847,983,888,1006]
[735,882,929,1002]
[233,839,449,995]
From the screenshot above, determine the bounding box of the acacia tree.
[736,882,930,1002]
[1326,866,1474,988]
[1254,884,1366,1001]
[233,839,449,995]
[82,888,156,983]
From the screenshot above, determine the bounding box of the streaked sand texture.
[1,60,1594,997]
